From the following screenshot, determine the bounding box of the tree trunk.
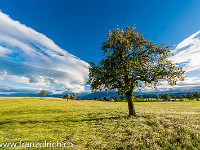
[126,89,136,116]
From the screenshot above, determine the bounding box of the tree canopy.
[186,92,193,100]
[193,92,200,100]
[70,93,76,100]
[155,95,160,101]
[39,90,46,97]
[161,94,171,101]
[88,26,185,116]
[63,93,70,101]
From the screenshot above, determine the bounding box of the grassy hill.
[0,97,199,149]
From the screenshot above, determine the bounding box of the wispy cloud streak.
[156,31,200,92]
[0,11,89,93]
[170,31,200,72]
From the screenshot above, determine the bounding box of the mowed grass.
[0,97,199,149]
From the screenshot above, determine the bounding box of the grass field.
[0,97,199,149]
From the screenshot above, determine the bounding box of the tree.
[97,97,104,101]
[88,26,185,116]
[182,94,187,99]
[39,90,46,97]
[179,95,183,101]
[155,95,160,101]
[171,96,177,101]
[186,92,193,100]
[66,93,71,100]
[70,93,76,100]
[139,95,143,100]
[113,97,121,102]
[161,94,171,101]
[193,92,200,101]
[63,93,70,101]
[173,96,177,101]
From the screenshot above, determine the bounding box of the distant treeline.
[77,92,200,102]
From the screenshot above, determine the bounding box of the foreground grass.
[0,97,199,149]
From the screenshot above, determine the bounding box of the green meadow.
[0,97,199,149]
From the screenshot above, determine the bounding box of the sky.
[0,0,200,96]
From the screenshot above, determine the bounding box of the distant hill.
[81,91,120,99]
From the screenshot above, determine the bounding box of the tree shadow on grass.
[0,120,12,125]
[0,114,161,126]
[68,115,128,122]
[0,115,129,125]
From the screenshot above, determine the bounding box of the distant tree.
[161,94,171,101]
[98,97,104,101]
[113,97,121,102]
[39,90,46,97]
[172,96,177,101]
[139,95,143,100]
[103,97,108,101]
[186,92,193,100]
[88,26,185,116]
[66,93,70,100]
[193,92,200,101]
[155,95,160,101]
[63,93,70,101]
[70,93,76,100]
[182,94,187,98]
[179,95,183,101]
[133,95,137,102]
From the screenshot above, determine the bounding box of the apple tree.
[88,26,184,116]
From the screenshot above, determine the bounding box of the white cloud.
[0,46,12,57]
[139,31,200,93]
[170,31,200,72]
[0,84,52,96]
[0,11,89,93]
[0,71,29,84]
[157,30,200,92]
[176,77,200,87]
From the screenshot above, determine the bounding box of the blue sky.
[0,0,200,95]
